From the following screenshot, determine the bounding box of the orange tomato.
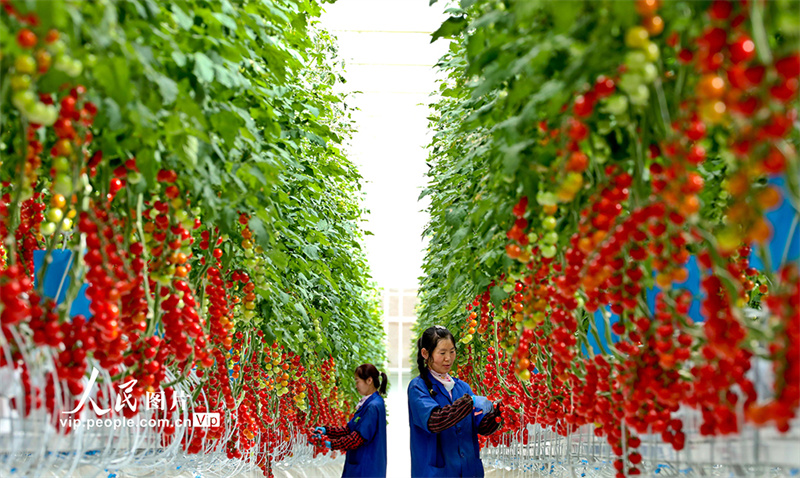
[697,75,726,98]
[635,0,660,16]
[655,273,672,288]
[642,15,664,36]
[51,194,66,209]
[682,194,700,215]
[517,357,531,370]
[757,186,782,210]
[506,244,521,259]
[671,267,689,283]
[748,217,772,243]
[726,173,749,197]
[578,237,592,254]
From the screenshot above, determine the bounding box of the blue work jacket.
[342,392,387,477]
[407,372,485,477]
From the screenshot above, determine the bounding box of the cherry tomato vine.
[420,1,799,476]
[0,1,383,475]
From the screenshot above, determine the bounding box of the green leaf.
[193,52,215,83]
[249,217,270,249]
[269,249,289,271]
[302,245,320,260]
[445,207,466,226]
[294,303,308,320]
[210,111,242,145]
[98,97,123,131]
[609,0,637,29]
[171,50,187,67]
[172,5,194,29]
[431,16,467,43]
[550,1,581,34]
[212,12,237,30]
[153,73,178,104]
[451,225,470,245]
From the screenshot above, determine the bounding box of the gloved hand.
[315,426,327,435]
[312,433,322,441]
[472,395,493,415]
[324,440,331,449]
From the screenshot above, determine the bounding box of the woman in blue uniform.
[407,325,502,478]
[314,363,388,478]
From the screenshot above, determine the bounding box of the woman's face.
[424,338,456,375]
[355,374,374,396]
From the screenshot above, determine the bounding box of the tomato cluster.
[0,6,359,476]
[443,1,799,477]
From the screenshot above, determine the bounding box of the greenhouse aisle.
[321,1,448,476]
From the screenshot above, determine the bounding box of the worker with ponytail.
[408,325,503,477]
[313,363,388,477]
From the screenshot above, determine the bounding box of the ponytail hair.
[355,364,389,396]
[379,372,388,395]
[416,325,456,397]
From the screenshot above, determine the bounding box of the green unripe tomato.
[28,102,57,126]
[644,42,660,62]
[127,171,143,184]
[11,90,36,111]
[53,156,70,172]
[604,95,629,116]
[54,55,72,73]
[542,216,557,230]
[642,63,658,83]
[619,72,644,93]
[624,51,648,71]
[46,208,64,223]
[536,191,557,206]
[503,283,514,293]
[629,84,651,106]
[543,231,558,244]
[51,40,67,55]
[40,222,56,235]
[62,217,73,231]
[625,26,649,49]
[66,59,83,77]
[11,74,31,91]
[14,55,36,75]
[540,244,557,258]
[53,175,73,196]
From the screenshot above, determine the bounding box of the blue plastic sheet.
[32,249,92,318]
[583,174,798,356]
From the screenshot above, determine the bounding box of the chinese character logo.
[62,368,137,416]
